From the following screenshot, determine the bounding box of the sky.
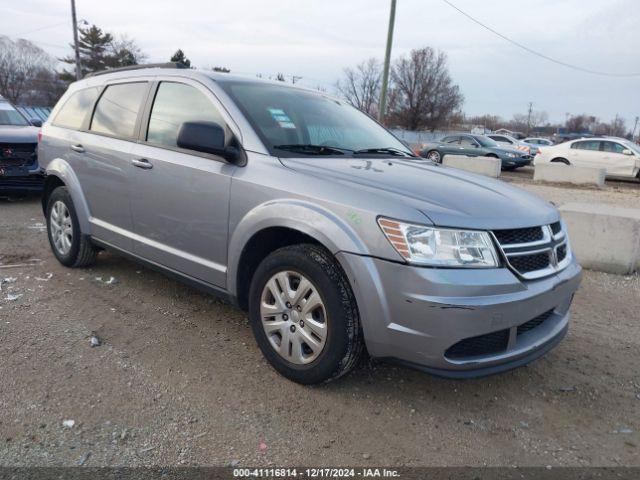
[2,0,639,128]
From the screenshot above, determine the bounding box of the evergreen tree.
[170,49,191,68]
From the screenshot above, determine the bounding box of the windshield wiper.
[353,147,416,157]
[273,144,349,155]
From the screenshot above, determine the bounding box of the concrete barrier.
[442,155,501,178]
[534,163,605,187]
[560,202,640,275]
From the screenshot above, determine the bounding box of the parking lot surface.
[1,193,639,467]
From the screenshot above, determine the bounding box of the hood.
[0,125,39,143]
[280,157,558,229]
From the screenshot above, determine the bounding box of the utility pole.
[526,102,533,135]
[378,0,397,124]
[70,0,82,80]
[632,116,639,142]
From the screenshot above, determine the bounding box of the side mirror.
[30,118,42,127]
[177,121,240,162]
[622,149,633,156]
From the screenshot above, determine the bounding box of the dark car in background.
[0,97,43,196]
[419,134,533,170]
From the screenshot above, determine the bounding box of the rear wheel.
[426,150,442,163]
[551,157,570,165]
[248,244,363,384]
[46,186,98,268]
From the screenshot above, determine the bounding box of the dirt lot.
[1,187,639,467]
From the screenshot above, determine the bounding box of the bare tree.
[336,57,382,117]
[387,47,463,130]
[0,36,55,104]
[565,114,597,133]
[467,114,503,131]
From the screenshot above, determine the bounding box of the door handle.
[131,158,153,170]
[70,144,85,153]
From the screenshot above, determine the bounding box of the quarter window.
[147,82,226,149]
[52,87,99,130]
[90,82,148,139]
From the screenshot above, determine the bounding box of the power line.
[441,0,640,78]
[13,21,68,38]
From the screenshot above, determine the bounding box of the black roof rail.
[85,62,190,78]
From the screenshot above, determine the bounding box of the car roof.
[69,66,319,94]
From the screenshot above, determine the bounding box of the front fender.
[226,199,371,296]
[45,158,91,233]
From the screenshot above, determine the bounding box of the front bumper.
[0,162,44,194]
[336,252,582,378]
[501,156,532,168]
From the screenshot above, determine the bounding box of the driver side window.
[147,82,228,149]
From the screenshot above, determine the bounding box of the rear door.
[129,79,239,287]
[440,135,461,156]
[73,81,150,250]
[568,140,601,168]
[601,141,636,177]
[459,135,481,156]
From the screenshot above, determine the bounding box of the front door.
[129,80,238,287]
[600,141,636,177]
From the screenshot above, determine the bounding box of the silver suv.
[38,65,582,384]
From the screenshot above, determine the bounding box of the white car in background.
[487,133,540,156]
[523,137,553,146]
[534,138,640,179]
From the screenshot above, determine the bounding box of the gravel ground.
[0,194,639,468]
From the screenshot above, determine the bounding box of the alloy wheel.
[50,200,73,256]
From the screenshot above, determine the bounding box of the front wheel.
[426,150,442,163]
[248,244,364,384]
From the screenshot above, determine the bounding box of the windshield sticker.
[268,107,296,129]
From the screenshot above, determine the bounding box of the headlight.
[378,218,499,267]
[505,152,516,158]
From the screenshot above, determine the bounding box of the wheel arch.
[227,200,369,310]
[43,158,91,232]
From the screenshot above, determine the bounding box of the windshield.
[476,136,499,148]
[0,102,29,126]
[219,81,413,156]
[622,140,640,154]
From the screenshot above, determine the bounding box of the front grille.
[517,309,554,335]
[493,223,569,279]
[493,226,543,245]
[445,329,509,359]
[556,244,567,262]
[509,252,551,273]
[0,143,37,167]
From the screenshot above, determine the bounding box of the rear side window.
[571,140,600,151]
[90,82,148,139]
[442,136,459,144]
[460,136,477,146]
[146,82,226,149]
[52,87,99,130]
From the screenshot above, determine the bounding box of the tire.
[46,186,98,268]
[485,153,499,158]
[426,150,442,163]
[248,244,364,384]
[551,158,570,165]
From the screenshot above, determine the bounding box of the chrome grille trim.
[492,221,571,280]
